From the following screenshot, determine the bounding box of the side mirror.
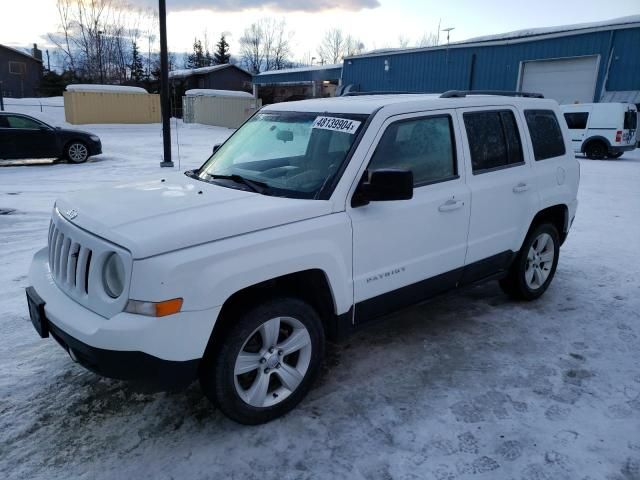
[352,169,413,207]
[276,130,294,142]
[212,144,221,153]
[39,126,50,132]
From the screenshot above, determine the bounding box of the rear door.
[457,106,539,269]
[623,106,638,146]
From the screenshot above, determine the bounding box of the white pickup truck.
[27,91,579,424]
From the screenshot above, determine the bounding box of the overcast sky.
[3,0,640,62]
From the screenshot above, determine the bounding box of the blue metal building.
[341,16,640,105]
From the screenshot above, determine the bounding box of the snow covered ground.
[1,99,639,480]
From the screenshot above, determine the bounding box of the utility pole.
[158,0,173,167]
[97,30,104,83]
[0,81,4,111]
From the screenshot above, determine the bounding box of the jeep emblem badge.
[66,209,78,220]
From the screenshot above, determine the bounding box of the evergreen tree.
[130,40,145,83]
[186,39,205,69]
[205,48,213,67]
[214,34,231,65]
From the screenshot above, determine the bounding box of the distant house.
[0,44,43,98]
[169,64,253,117]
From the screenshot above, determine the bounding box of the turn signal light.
[125,298,183,317]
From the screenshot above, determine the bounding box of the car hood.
[55,173,333,258]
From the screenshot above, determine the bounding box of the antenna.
[441,27,455,46]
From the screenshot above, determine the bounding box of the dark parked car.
[0,113,102,163]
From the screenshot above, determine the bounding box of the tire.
[200,297,325,425]
[499,223,560,301]
[607,152,624,159]
[585,141,606,160]
[65,141,89,163]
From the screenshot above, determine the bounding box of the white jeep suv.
[27,91,579,424]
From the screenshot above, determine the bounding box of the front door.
[0,115,15,159]
[5,115,57,158]
[349,110,471,323]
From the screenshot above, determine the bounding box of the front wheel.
[200,298,325,425]
[66,141,89,163]
[499,224,560,301]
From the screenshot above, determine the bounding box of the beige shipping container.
[183,90,261,128]
[64,86,161,124]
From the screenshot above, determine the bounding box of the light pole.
[158,0,173,167]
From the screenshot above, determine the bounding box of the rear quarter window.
[524,110,566,161]
[563,112,589,130]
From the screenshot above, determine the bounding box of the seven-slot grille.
[48,220,93,295]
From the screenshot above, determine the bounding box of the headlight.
[103,253,125,298]
[89,135,100,142]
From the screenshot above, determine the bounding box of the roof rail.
[440,90,544,99]
[341,90,417,97]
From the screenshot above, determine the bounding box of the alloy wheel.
[233,316,312,408]
[68,143,88,162]
[525,232,555,290]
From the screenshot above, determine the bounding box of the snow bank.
[185,89,253,98]
[66,84,148,94]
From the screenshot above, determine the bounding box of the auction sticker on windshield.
[312,116,361,134]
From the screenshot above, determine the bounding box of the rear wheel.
[66,141,89,163]
[585,141,606,160]
[200,297,325,425]
[499,223,560,301]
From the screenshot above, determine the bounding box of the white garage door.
[519,56,600,104]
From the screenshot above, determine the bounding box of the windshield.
[197,111,368,199]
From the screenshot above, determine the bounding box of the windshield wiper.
[207,173,269,194]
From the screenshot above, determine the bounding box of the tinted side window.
[564,112,589,130]
[368,115,457,186]
[463,110,524,173]
[525,110,566,161]
[624,110,638,130]
[6,116,41,129]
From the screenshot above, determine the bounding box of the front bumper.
[88,140,102,156]
[47,319,199,388]
[28,247,221,386]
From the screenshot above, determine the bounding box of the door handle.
[513,182,529,193]
[438,199,464,212]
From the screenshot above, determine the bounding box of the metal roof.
[601,90,640,104]
[346,15,640,60]
[253,64,342,85]
[169,63,250,80]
